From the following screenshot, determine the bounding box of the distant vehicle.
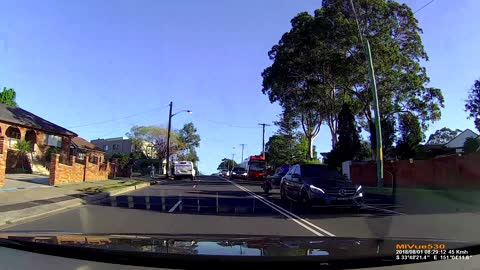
[230,167,247,180]
[280,164,363,209]
[220,169,230,177]
[173,161,195,180]
[246,155,266,180]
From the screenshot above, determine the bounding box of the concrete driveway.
[3,174,50,189]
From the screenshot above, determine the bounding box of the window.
[293,165,300,175]
[77,152,86,160]
[44,134,62,147]
[104,145,109,151]
[301,165,342,178]
[112,144,119,150]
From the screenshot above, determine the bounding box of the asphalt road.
[3,175,480,241]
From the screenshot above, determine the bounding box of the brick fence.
[0,135,7,188]
[350,153,480,188]
[49,154,114,185]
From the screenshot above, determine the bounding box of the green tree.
[177,122,201,164]
[426,128,463,145]
[126,125,183,162]
[110,152,131,170]
[217,158,238,171]
[324,0,444,133]
[465,79,480,132]
[395,114,424,159]
[263,1,444,155]
[0,87,18,107]
[355,140,373,161]
[13,140,32,171]
[262,12,334,159]
[463,137,480,154]
[324,104,361,167]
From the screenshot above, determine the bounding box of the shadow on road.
[90,192,400,219]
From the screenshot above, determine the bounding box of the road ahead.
[3,175,480,241]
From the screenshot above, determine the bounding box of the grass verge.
[77,180,144,194]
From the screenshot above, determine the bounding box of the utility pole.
[232,153,235,167]
[166,101,173,178]
[365,40,383,188]
[258,123,271,159]
[239,144,246,162]
[164,103,192,179]
[349,0,383,188]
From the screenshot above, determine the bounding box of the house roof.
[0,103,77,136]
[444,128,478,145]
[72,137,103,152]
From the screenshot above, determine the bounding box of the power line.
[67,104,170,128]
[191,115,261,129]
[414,0,435,14]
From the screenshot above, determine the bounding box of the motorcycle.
[261,177,273,195]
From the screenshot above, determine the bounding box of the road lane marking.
[363,205,406,215]
[227,179,335,237]
[168,200,182,213]
[193,185,197,189]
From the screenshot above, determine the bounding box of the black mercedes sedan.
[280,164,364,208]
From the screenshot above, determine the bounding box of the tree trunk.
[329,127,337,149]
[307,136,314,160]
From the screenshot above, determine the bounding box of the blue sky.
[0,0,478,174]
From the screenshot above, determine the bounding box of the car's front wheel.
[300,190,311,209]
[280,186,287,201]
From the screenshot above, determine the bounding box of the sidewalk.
[0,179,150,226]
[364,187,480,214]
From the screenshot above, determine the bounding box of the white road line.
[227,179,335,237]
[168,200,182,213]
[363,205,406,216]
[193,185,197,189]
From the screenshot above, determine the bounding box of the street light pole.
[258,123,270,159]
[239,144,246,162]
[166,101,173,178]
[165,102,192,179]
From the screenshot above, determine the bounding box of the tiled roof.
[0,103,76,136]
[72,136,103,152]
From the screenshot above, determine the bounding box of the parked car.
[230,167,247,180]
[280,164,364,209]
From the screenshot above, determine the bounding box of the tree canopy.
[261,0,443,156]
[324,103,361,167]
[463,137,480,154]
[465,79,480,132]
[177,122,201,164]
[126,125,183,161]
[0,87,18,107]
[395,114,424,159]
[265,133,316,168]
[426,128,463,145]
[217,158,238,171]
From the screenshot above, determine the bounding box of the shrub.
[45,147,59,162]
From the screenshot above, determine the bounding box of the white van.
[173,161,196,180]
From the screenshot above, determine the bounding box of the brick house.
[0,103,77,174]
[70,137,105,164]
